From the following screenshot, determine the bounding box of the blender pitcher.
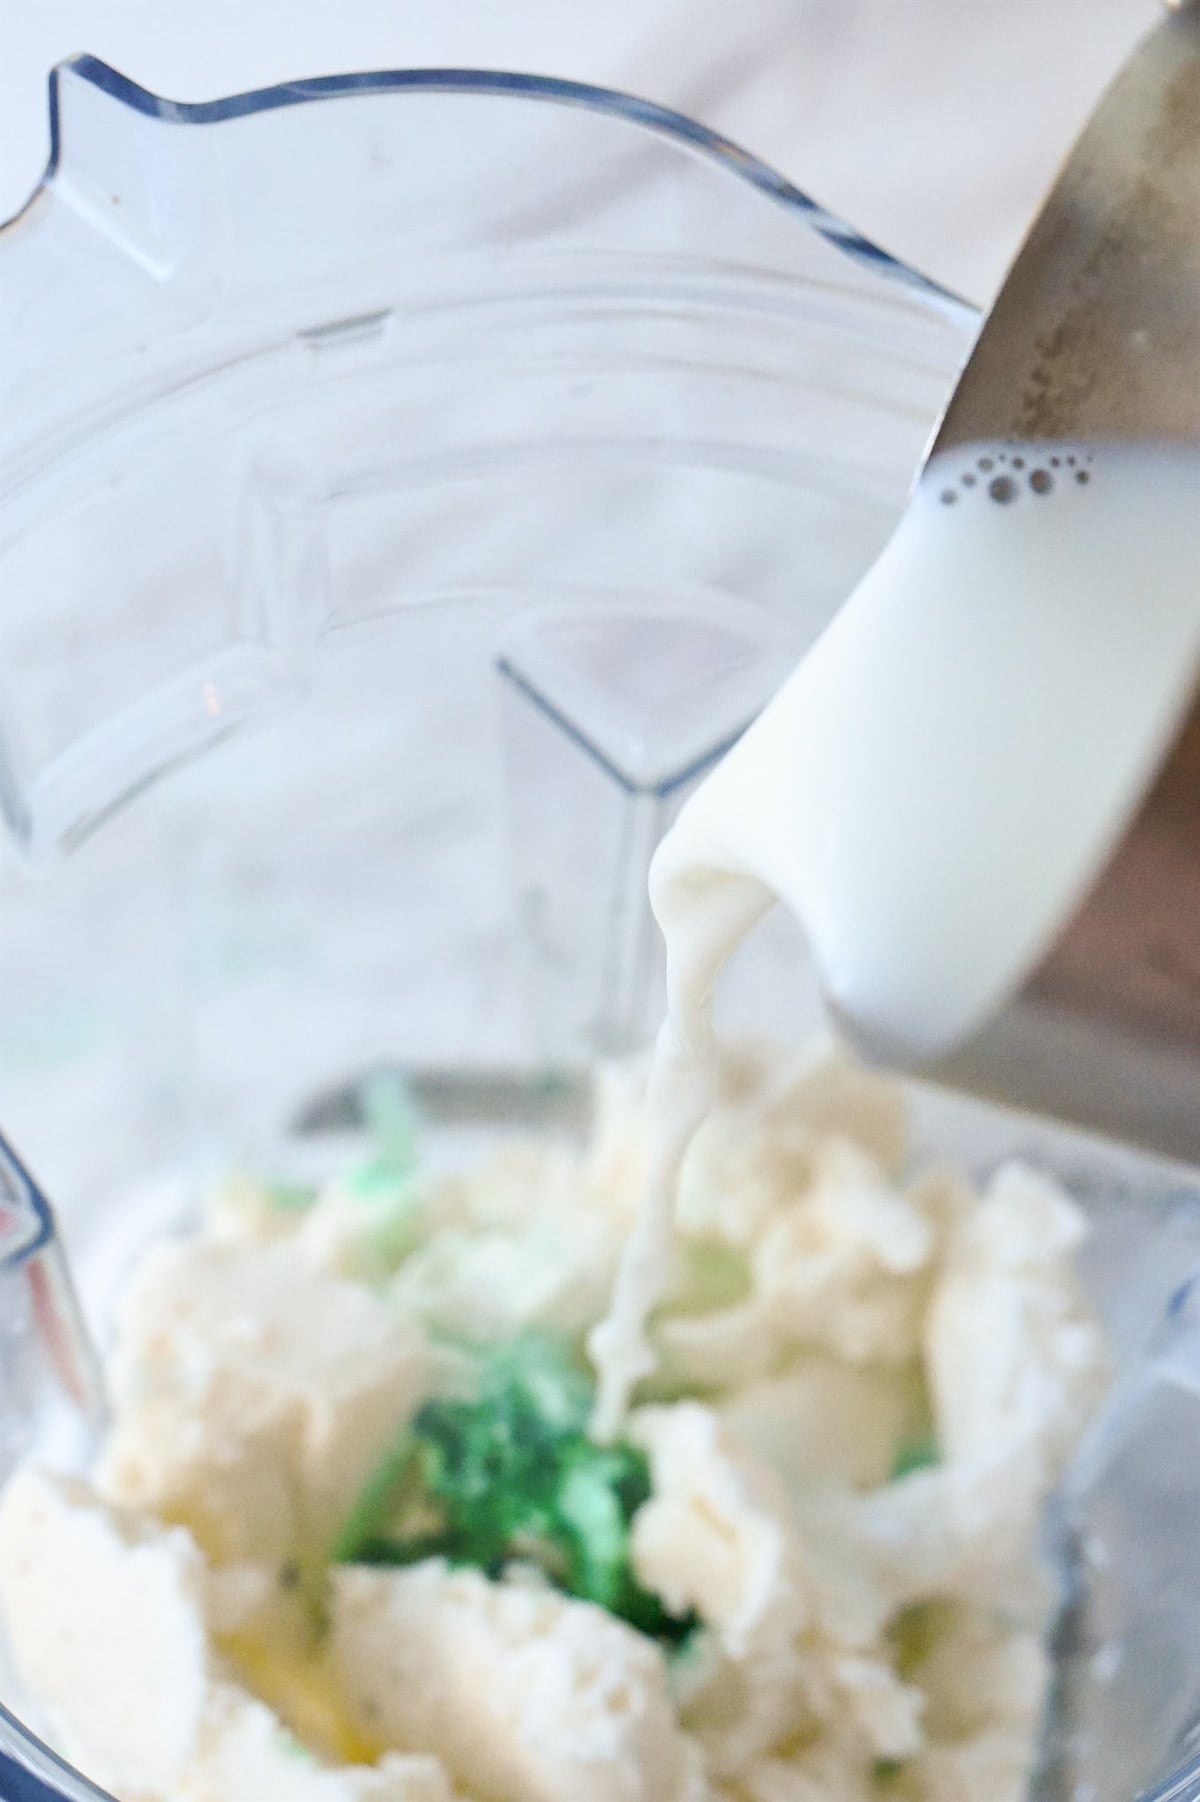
[0,60,969,1802]
[0,55,1192,1802]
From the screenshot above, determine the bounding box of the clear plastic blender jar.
[0,59,1198,1802]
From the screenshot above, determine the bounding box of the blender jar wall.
[0,62,970,1218]
[0,62,972,1799]
[1,56,1199,1802]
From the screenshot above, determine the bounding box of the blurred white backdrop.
[0,0,1153,302]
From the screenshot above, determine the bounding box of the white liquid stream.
[589,443,1200,1440]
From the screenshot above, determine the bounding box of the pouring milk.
[589,441,1200,1438]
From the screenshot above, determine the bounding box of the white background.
[0,0,1154,304]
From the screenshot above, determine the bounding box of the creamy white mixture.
[0,1045,1108,1802]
